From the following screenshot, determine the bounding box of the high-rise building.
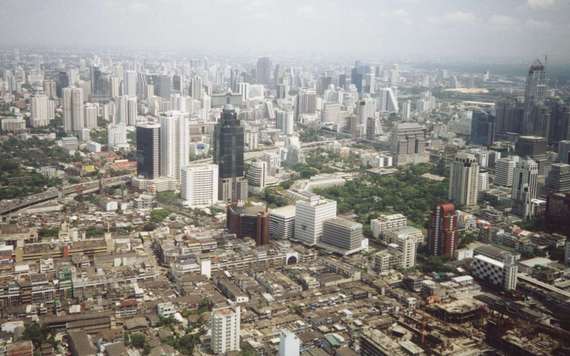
[377,87,398,113]
[559,140,570,164]
[392,228,418,269]
[400,99,411,120]
[227,205,269,246]
[107,123,127,149]
[127,96,137,126]
[84,103,98,129]
[523,59,547,134]
[269,205,296,240]
[471,253,518,291]
[503,254,518,291]
[296,88,317,118]
[320,218,364,255]
[294,194,337,246]
[449,152,479,207]
[370,214,407,239]
[213,105,246,202]
[545,192,570,235]
[428,203,458,258]
[495,156,519,187]
[190,75,203,99]
[181,164,218,207]
[136,124,161,179]
[512,158,538,219]
[43,79,56,99]
[246,161,267,193]
[256,57,272,85]
[279,330,300,356]
[63,87,84,133]
[391,123,429,166]
[276,109,294,135]
[31,94,49,127]
[546,163,570,194]
[123,70,137,97]
[211,306,240,354]
[160,111,189,181]
[115,95,128,125]
[470,110,496,146]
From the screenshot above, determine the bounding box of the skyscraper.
[190,75,203,99]
[545,163,570,194]
[377,87,398,113]
[294,194,337,246]
[63,87,84,133]
[428,203,458,258]
[512,157,538,219]
[256,57,272,85]
[449,152,479,207]
[84,103,98,129]
[471,110,496,146]
[123,70,137,97]
[211,306,240,354]
[160,111,189,181]
[181,164,219,207]
[127,96,137,126]
[213,105,246,202]
[391,123,429,166]
[279,330,300,356]
[495,156,519,187]
[31,94,49,127]
[136,124,161,179]
[523,59,547,135]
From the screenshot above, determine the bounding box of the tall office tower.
[296,88,317,118]
[110,76,121,98]
[394,230,417,269]
[547,98,570,145]
[560,140,570,164]
[43,79,56,99]
[400,99,411,120]
[31,95,49,127]
[247,161,267,193]
[47,99,55,121]
[515,135,547,174]
[391,123,429,166]
[269,205,296,240]
[512,158,538,219]
[190,75,203,99]
[390,64,400,86]
[523,59,547,135]
[136,124,161,179]
[172,74,184,94]
[471,110,496,146]
[123,70,137,97]
[449,152,479,207]
[90,65,105,97]
[155,74,172,98]
[56,71,69,97]
[377,87,399,113]
[160,111,189,181]
[210,306,240,354]
[545,163,570,194]
[279,330,301,356]
[294,194,337,246]
[230,68,241,93]
[63,87,84,133]
[137,72,148,98]
[321,103,341,126]
[107,123,127,149]
[213,105,246,202]
[503,254,518,291]
[367,117,382,140]
[276,110,294,135]
[351,66,364,94]
[115,95,128,125]
[127,97,137,126]
[321,218,364,254]
[495,98,525,135]
[428,203,458,258]
[256,57,272,85]
[84,103,98,129]
[181,164,219,207]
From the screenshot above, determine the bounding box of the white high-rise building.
[449,152,479,207]
[127,96,137,126]
[31,94,49,127]
[107,123,127,149]
[503,254,518,291]
[110,76,121,98]
[279,329,300,356]
[269,205,296,240]
[84,103,98,129]
[247,161,267,193]
[294,194,337,246]
[191,75,203,99]
[377,87,399,113]
[211,306,240,354]
[400,99,412,120]
[123,70,137,97]
[394,230,417,269]
[370,213,407,239]
[181,164,218,207]
[495,156,519,187]
[115,95,128,125]
[276,110,294,135]
[512,158,538,219]
[63,87,84,133]
[160,111,189,181]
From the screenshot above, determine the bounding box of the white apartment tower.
[211,306,240,354]
[107,123,127,149]
[123,70,137,97]
[495,156,519,187]
[63,87,84,133]
[512,157,538,219]
[180,164,219,207]
[31,94,49,127]
[127,96,137,126]
[294,194,337,246]
[84,103,98,129]
[449,152,479,207]
[247,161,267,192]
[160,111,190,181]
[279,329,301,356]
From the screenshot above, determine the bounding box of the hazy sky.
[1,0,569,62]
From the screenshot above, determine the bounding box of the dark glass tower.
[214,105,244,179]
[470,110,496,146]
[136,124,161,179]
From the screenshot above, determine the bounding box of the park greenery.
[314,163,448,228]
[151,208,171,223]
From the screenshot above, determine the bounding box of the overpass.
[0,175,131,216]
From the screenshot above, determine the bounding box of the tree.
[129,333,146,349]
[150,208,171,223]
